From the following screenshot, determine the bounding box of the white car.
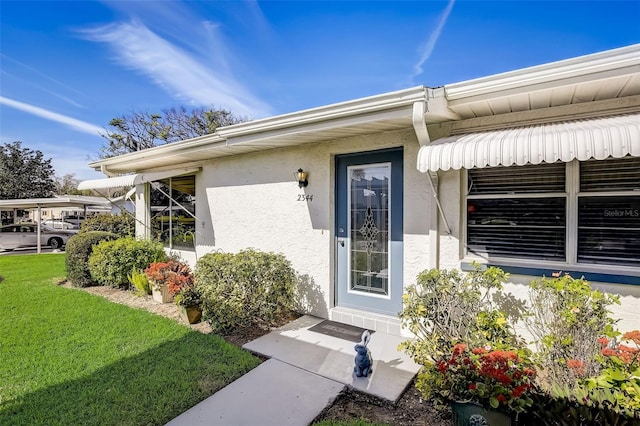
[42,220,79,230]
[0,224,77,251]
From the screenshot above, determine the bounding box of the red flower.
[597,336,610,346]
[496,394,507,403]
[468,383,477,390]
[566,359,586,376]
[472,347,487,355]
[452,343,467,356]
[622,330,640,344]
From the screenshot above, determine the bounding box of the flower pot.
[151,282,173,304]
[451,401,512,426]
[179,305,202,324]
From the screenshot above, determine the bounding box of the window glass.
[467,162,566,261]
[466,156,640,270]
[467,198,566,260]
[578,156,640,266]
[150,175,196,250]
[468,162,565,195]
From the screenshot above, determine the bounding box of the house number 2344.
[297,194,313,201]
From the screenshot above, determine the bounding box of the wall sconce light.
[294,168,308,188]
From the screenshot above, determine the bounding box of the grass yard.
[0,254,261,426]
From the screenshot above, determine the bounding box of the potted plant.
[145,260,192,304]
[423,342,537,425]
[174,285,202,324]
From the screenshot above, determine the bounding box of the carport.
[0,196,113,253]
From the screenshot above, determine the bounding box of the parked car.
[0,224,77,251]
[41,220,79,230]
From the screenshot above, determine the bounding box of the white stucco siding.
[197,142,331,317]
[194,128,435,322]
[402,137,433,290]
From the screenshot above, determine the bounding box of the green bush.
[88,237,167,288]
[195,249,296,332]
[80,213,135,237]
[65,231,118,287]
[399,266,522,365]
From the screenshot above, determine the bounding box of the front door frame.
[335,147,404,316]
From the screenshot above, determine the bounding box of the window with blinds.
[466,156,640,269]
[578,157,640,267]
[467,163,566,261]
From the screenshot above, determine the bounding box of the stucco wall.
[184,127,638,337]
[195,128,433,319]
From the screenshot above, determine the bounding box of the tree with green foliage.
[0,141,56,199]
[99,106,247,158]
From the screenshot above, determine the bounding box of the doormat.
[308,320,373,343]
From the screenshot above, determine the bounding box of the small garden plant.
[399,267,639,423]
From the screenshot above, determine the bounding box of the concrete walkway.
[167,315,420,426]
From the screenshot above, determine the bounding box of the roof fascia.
[445,44,640,105]
[217,86,428,141]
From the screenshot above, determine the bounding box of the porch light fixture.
[294,168,308,188]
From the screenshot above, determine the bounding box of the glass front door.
[336,149,403,315]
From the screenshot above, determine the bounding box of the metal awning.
[417,113,640,172]
[78,168,199,190]
[0,196,112,210]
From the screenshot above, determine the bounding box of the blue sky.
[1,1,639,181]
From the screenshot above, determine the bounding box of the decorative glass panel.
[349,164,390,295]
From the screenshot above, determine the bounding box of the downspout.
[412,100,451,269]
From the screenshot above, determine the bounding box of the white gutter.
[218,86,429,140]
[445,43,640,104]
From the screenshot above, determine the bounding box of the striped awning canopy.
[417,113,640,172]
[78,168,199,191]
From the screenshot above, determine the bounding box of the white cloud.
[79,20,273,118]
[0,96,103,135]
[411,0,455,80]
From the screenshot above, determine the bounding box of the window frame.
[150,174,197,251]
[462,159,640,279]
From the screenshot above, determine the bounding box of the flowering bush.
[586,331,640,414]
[418,342,537,413]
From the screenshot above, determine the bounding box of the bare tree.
[54,173,82,195]
[99,106,247,158]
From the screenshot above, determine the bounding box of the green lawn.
[0,254,260,426]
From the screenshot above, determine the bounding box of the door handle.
[338,239,345,247]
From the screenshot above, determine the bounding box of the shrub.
[65,231,118,287]
[195,249,296,332]
[399,266,535,413]
[399,266,522,365]
[525,274,620,390]
[80,213,135,237]
[88,237,166,288]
